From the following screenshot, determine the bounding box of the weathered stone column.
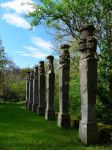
[25,71,30,108]
[45,56,55,120]
[37,61,46,116]
[57,44,70,128]
[28,70,34,110]
[32,66,38,112]
[79,25,98,145]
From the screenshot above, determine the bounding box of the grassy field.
[0,102,112,150]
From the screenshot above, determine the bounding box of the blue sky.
[0,0,56,68]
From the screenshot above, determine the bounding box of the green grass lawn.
[0,102,112,150]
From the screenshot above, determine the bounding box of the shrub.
[3,80,25,102]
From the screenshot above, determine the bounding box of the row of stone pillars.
[25,25,98,145]
[25,44,70,128]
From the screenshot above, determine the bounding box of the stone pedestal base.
[32,104,38,113]
[45,109,55,120]
[28,102,32,110]
[57,113,70,128]
[79,121,99,145]
[37,106,45,116]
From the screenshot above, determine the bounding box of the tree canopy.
[0,40,6,72]
[28,0,112,48]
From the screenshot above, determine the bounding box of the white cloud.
[0,0,35,29]
[16,47,48,59]
[16,37,54,59]
[17,51,47,59]
[2,13,31,29]
[0,0,35,14]
[23,46,38,52]
[32,37,53,50]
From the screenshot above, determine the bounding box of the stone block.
[57,113,70,128]
[79,121,98,145]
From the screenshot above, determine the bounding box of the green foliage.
[0,40,7,96]
[0,40,6,71]
[69,44,80,117]
[3,80,26,102]
[19,68,30,79]
[69,73,80,117]
[28,0,112,43]
[1,63,27,102]
[96,98,110,123]
[0,41,29,102]
[97,47,112,123]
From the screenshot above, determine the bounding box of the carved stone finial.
[30,70,34,79]
[60,44,70,49]
[26,71,30,74]
[80,24,95,32]
[80,24,95,38]
[47,55,54,61]
[78,25,97,59]
[34,66,38,79]
[59,44,70,68]
[87,37,97,50]
[47,55,54,72]
[26,71,30,80]
[39,61,45,75]
[34,66,38,71]
[39,61,44,65]
[78,38,87,52]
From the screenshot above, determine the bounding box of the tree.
[0,40,6,72]
[28,0,111,46]
[27,0,112,121]
[0,39,7,97]
[0,38,30,101]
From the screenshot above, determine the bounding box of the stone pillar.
[57,44,70,128]
[32,66,38,113]
[78,25,98,145]
[37,61,46,116]
[45,55,55,120]
[28,70,34,110]
[25,71,30,108]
